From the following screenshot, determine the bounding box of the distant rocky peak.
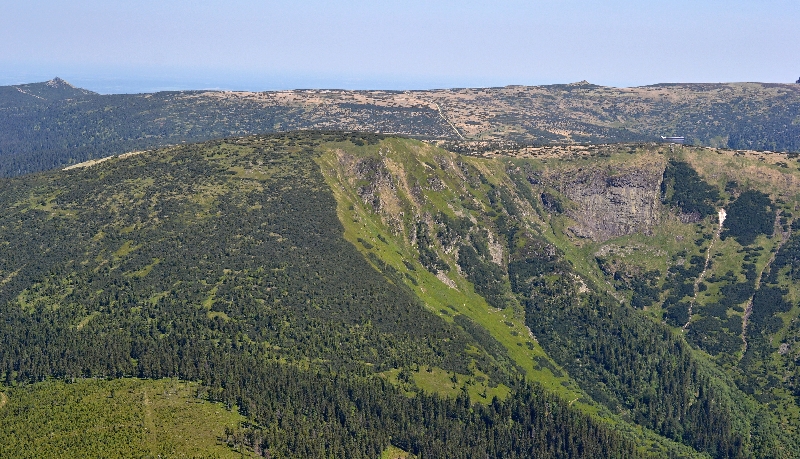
[45,77,75,89]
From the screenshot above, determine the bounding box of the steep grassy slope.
[0,132,643,458]
[316,138,800,457]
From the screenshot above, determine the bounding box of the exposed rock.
[486,230,504,266]
[427,176,446,191]
[436,271,457,289]
[679,212,702,223]
[46,77,75,89]
[354,156,395,212]
[547,158,666,241]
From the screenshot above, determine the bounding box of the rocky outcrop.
[546,158,666,241]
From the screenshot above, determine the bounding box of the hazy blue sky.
[2,0,798,93]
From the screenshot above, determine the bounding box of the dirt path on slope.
[430,101,465,140]
[141,388,158,455]
[0,391,8,409]
[683,209,727,330]
[741,211,789,354]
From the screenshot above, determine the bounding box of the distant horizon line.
[6,75,800,96]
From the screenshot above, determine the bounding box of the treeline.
[212,358,642,458]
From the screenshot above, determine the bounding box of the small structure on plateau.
[661,136,685,144]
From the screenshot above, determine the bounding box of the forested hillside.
[1,78,800,177]
[4,131,800,457]
[0,132,645,458]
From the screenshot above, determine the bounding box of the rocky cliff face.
[546,158,666,241]
[343,143,668,244]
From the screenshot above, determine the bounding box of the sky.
[1,0,799,93]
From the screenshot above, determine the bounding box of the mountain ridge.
[1,78,799,177]
[0,77,96,106]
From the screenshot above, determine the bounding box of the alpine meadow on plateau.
[2,1,800,458]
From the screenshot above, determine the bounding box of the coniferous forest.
[0,132,644,458]
[3,127,800,457]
